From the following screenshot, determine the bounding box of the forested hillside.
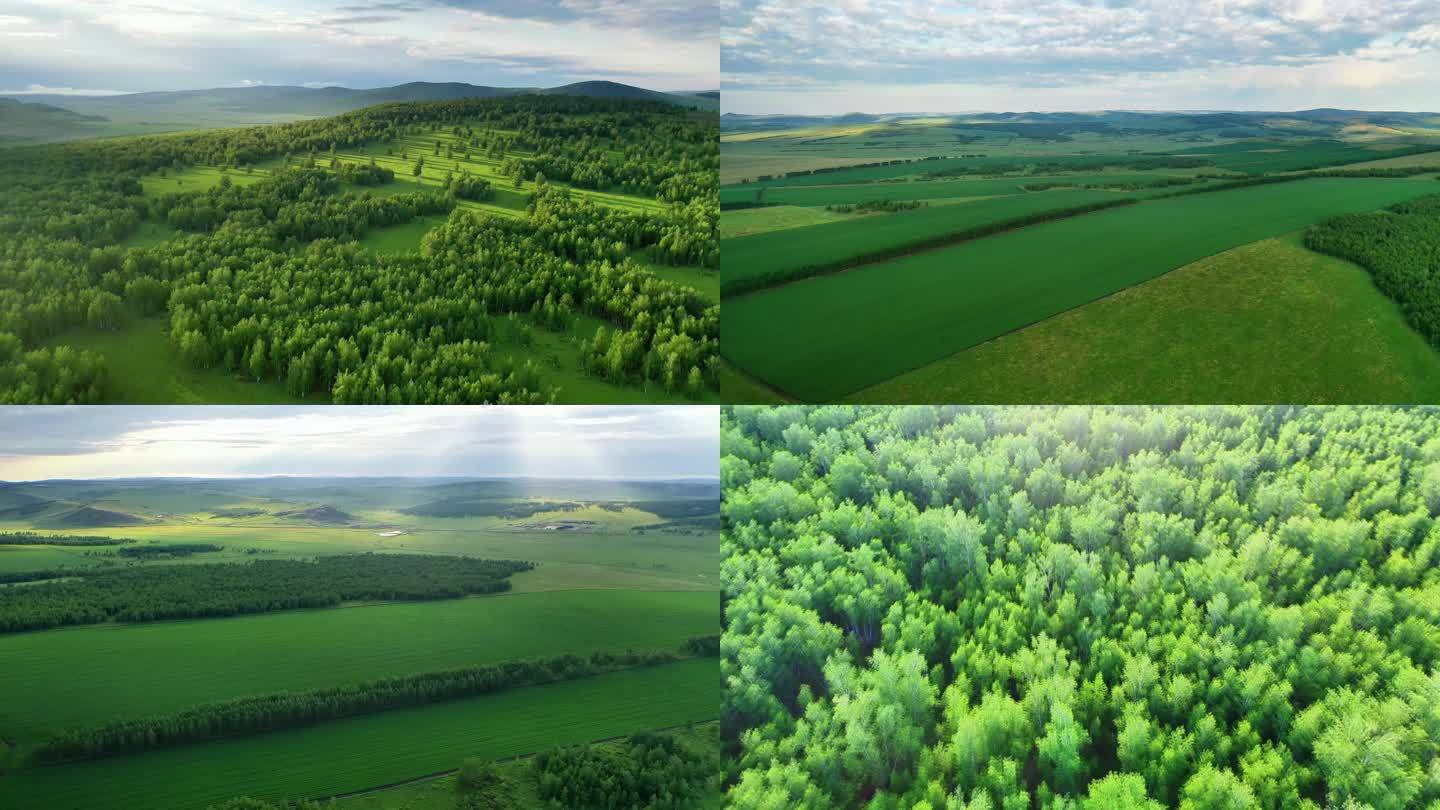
[721,405,1440,809]
[0,95,718,403]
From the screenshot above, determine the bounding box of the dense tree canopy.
[0,553,533,632]
[1306,193,1440,349]
[0,95,718,403]
[722,405,1440,809]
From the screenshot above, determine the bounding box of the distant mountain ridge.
[8,79,717,115]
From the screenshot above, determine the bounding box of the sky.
[722,0,1440,114]
[0,406,719,481]
[0,0,717,95]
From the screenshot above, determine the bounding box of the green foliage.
[34,644,692,763]
[0,95,718,403]
[722,405,1440,809]
[532,729,717,809]
[1306,193,1440,348]
[0,553,532,632]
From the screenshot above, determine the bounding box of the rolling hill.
[0,80,717,143]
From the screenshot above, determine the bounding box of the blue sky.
[722,0,1440,114]
[0,0,717,94]
[0,406,719,480]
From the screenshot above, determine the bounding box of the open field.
[0,473,719,807]
[722,188,1126,293]
[0,658,716,810]
[0,589,716,747]
[848,235,1440,403]
[723,176,1440,400]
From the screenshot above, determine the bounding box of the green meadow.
[0,659,716,810]
[0,589,716,746]
[723,176,1440,401]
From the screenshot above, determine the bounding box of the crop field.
[722,189,1126,293]
[719,171,1200,207]
[0,589,717,746]
[0,658,716,810]
[847,235,1440,403]
[723,176,1440,400]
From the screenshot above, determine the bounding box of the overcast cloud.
[0,0,717,94]
[722,0,1440,113]
[0,406,719,481]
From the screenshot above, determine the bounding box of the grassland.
[722,189,1126,293]
[723,176,1440,401]
[848,235,1440,403]
[0,658,716,810]
[719,171,1200,207]
[0,589,716,747]
[0,475,719,806]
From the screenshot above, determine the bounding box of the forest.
[721,405,1440,809]
[1306,193,1440,348]
[0,95,718,403]
[531,729,720,809]
[34,641,715,763]
[0,553,533,632]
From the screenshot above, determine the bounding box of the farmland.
[720,109,1440,402]
[0,475,720,807]
[0,94,719,405]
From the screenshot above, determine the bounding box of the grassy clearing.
[40,316,316,404]
[1169,139,1413,174]
[724,177,1440,400]
[0,658,715,810]
[356,214,447,254]
[849,235,1440,403]
[114,220,181,249]
[139,165,271,197]
[0,589,716,746]
[722,189,1124,294]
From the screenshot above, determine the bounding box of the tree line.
[0,531,132,546]
[35,640,716,764]
[115,542,224,559]
[0,553,533,633]
[1306,192,1440,349]
[722,405,1440,809]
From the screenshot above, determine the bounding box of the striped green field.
[719,172,1195,207]
[722,189,1124,293]
[723,176,1440,401]
[0,590,716,748]
[0,658,716,810]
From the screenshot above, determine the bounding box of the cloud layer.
[0,0,717,94]
[0,406,719,481]
[722,0,1440,113]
